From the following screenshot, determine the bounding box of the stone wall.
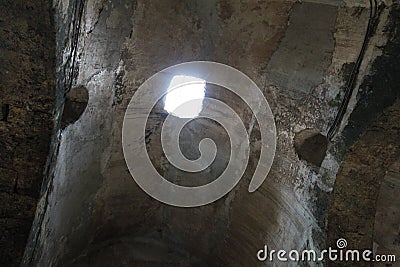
[0,0,55,266]
[21,0,399,266]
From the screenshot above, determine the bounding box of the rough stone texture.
[0,0,55,266]
[340,1,400,150]
[327,100,400,266]
[326,3,400,266]
[265,2,337,99]
[373,158,400,267]
[20,1,400,267]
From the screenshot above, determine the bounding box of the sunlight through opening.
[164,75,206,118]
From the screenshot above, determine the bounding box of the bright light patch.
[164,75,206,118]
